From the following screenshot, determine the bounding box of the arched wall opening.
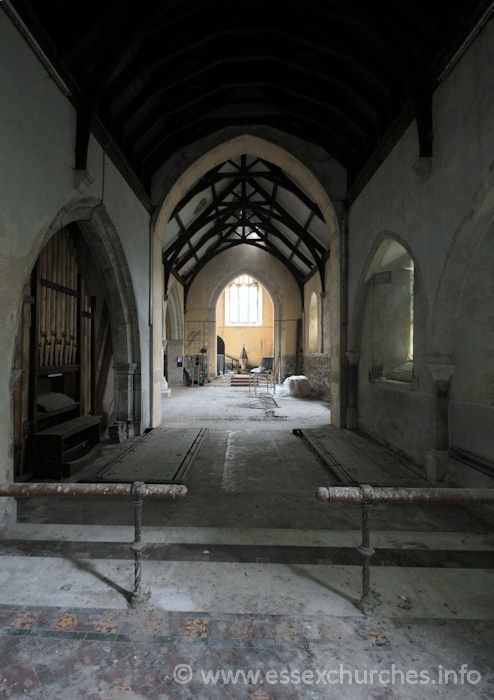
[216,274,274,374]
[183,246,297,385]
[12,200,143,479]
[151,134,342,426]
[348,232,431,466]
[164,282,185,386]
[359,238,416,384]
[450,213,494,470]
[432,173,494,480]
[302,262,331,400]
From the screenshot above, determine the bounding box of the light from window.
[225,275,262,326]
[308,291,318,353]
[407,260,414,361]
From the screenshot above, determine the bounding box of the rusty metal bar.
[316,486,494,505]
[0,482,187,500]
[356,485,375,615]
[128,481,149,608]
[0,481,187,606]
[316,484,494,615]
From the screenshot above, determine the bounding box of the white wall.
[2,6,493,524]
[349,18,494,333]
[185,246,302,382]
[0,13,152,522]
[347,16,494,474]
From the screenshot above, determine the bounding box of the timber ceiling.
[163,155,330,296]
[6,0,491,292]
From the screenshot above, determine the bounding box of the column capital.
[425,355,455,382]
[73,168,94,193]
[114,362,140,375]
[10,369,22,393]
[346,350,361,365]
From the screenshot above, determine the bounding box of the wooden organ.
[14,228,101,480]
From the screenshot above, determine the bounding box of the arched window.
[363,240,415,383]
[308,291,319,353]
[407,259,414,362]
[225,275,262,326]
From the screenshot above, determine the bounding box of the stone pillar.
[166,340,184,385]
[161,339,171,398]
[114,362,141,437]
[319,292,326,353]
[1,370,23,528]
[426,359,455,483]
[345,351,360,430]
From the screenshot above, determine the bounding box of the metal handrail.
[0,481,187,607]
[316,484,494,615]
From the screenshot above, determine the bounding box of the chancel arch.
[152,134,341,424]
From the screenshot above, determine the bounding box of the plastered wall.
[1,6,493,533]
[185,246,301,382]
[303,263,331,399]
[347,17,494,473]
[216,281,274,370]
[0,13,153,522]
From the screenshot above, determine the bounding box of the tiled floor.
[2,381,493,698]
[1,604,493,699]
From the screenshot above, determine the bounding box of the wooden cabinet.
[35,415,102,480]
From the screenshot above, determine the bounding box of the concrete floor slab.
[2,381,493,698]
[90,428,208,483]
[0,556,492,621]
[5,523,494,550]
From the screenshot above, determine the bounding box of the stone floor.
[1,379,493,698]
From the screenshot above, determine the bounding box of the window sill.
[374,377,413,391]
[387,360,413,383]
[225,323,262,327]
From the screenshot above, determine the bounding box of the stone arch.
[207,259,282,318]
[348,231,427,357]
[164,283,184,387]
[165,284,184,342]
[213,268,276,373]
[447,212,494,469]
[39,198,142,431]
[155,134,338,244]
[195,250,284,382]
[346,231,429,428]
[421,176,494,481]
[151,134,343,424]
[430,172,494,361]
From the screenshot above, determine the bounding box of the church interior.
[0,0,493,697]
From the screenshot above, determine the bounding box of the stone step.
[230,375,255,386]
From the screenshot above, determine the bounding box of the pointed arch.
[151,134,343,425]
[348,231,428,360]
[165,283,184,342]
[43,199,142,430]
[430,172,494,360]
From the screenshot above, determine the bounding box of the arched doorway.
[217,336,225,375]
[216,274,274,374]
